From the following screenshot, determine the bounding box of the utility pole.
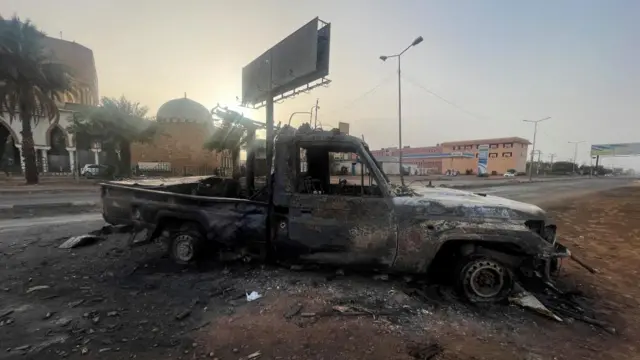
[568,141,585,175]
[548,153,556,174]
[523,117,551,181]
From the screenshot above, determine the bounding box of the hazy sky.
[2,0,639,169]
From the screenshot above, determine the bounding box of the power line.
[323,73,395,119]
[400,74,491,121]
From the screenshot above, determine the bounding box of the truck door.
[286,144,397,267]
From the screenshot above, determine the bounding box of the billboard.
[477,144,489,175]
[242,18,331,107]
[590,142,640,157]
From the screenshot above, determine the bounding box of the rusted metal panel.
[288,194,397,266]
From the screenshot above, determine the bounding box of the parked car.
[81,164,110,178]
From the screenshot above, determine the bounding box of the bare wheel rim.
[464,260,505,299]
[173,234,196,262]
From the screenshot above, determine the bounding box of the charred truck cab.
[100,125,571,303]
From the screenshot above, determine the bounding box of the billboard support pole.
[265,93,274,259]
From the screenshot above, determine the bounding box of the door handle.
[300,207,312,214]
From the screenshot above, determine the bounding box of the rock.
[92,317,100,324]
[107,311,119,317]
[26,285,50,294]
[247,351,261,359]
[284,304,303,319]
[81,347,89,355]
[373,274,389,281]
[99,348,112,353]
[44,312,55,320]
[0,310,14,319]
[208,352,215,358]
[335,269,345,276]
[14,345,31,351]
[232,348,239,353]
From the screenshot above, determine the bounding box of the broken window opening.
[295,143,382,197]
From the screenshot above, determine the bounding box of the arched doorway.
[0,122,21,175]
[48,126,71,173]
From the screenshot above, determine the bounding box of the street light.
[568,141,585,175]
[379,36,423,186]
[523,117,551,181]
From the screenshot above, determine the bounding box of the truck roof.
[276,129,368,147]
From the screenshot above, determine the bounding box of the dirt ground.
[1,185,640,360]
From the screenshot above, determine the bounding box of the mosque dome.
[157,96,211,123]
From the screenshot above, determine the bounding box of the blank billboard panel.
[270,19,318,92]
[338,122,349,135]
[591,143,640,156]
[242,18,331,106]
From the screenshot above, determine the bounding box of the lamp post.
[568,141,585,175]
[523,117,550,181]
[380,36,423,186]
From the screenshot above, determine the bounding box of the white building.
[0,105,87,174]
[0,29,99,175]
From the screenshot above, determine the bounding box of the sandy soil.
[1,185,639,360]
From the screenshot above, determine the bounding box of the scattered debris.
[68,299,85,308]
[175,309,192,321]
[509,285,563,322]
[373,274,389,281]
[284,303,303,319]
[246,291,262,302]
[26,285,50,293]
[247,350,262,359]
[407,342,444,360]
[59,235,104,249]
[0,309,13,319]
[570,254,599,274]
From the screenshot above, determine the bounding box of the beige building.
[131,96,231,175]
[440,137,530,175]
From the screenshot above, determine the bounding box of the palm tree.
[0,16,75,184]
[204,109,260,176]
[69,96,157,178]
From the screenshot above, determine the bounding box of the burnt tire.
[456,255,513,303]
[168,223,205,265]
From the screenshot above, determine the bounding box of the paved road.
[0,176,596,207]
[0,178,632,238]
[0,190,99,207]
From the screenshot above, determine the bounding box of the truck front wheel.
[169,224,204,265]
[456,255,513,303]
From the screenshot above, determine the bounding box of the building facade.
[440,137,530,175]
[130,96,231,176]
[0,31,99,175]
[369,137,530,175]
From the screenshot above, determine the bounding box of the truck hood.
[392,186,547,220]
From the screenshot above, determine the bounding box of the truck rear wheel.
[169,224,204,265]
[456,255,513,303]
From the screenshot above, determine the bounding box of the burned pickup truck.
[100,126,570,303]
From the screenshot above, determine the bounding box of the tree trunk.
[119,141,132,178]
[20,113,39,184]
[231,148,240,178]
